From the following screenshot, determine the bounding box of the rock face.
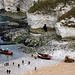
[27,13,57,29]
[20,0,35,12]
[27,2,75,40]
[55,17,75,40]
[27,3,73,29]
[0,0,35,12]
[0,0,4,9]
[1,0,20,12]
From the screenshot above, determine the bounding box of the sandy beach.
[24,59,75,75]
[0,50,75,75]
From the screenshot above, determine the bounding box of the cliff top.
[58,7,75,21]
[28,0,74,14]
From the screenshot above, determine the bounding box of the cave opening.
[17,7,20,11]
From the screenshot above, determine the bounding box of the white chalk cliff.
[27,13,57,29]
[55,17,75,40]
[0,0,75,40]
[27,3,72,29]
[0,0,36,12]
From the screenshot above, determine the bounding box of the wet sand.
[23,58,75,75]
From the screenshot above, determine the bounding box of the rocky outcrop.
[27,2,75,40]
[0,0,4,9]
[27,3,73,29]
[55,17,75,40]
[2,28,27,41]
[2,0,20,12]
[27,13,57,29]
[0,0,36,12]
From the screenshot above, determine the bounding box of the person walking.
[22,60,24,64]
[6,69,9,74]
[35,67,36,70]
[13,62,14,65]
[18,64,20,68]
[28,61,30,65]
[8,70,11,74]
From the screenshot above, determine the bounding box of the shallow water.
[0,45,27,63]
[0,14,27,63]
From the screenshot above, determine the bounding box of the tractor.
[64,56,74,63]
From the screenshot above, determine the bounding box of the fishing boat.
[0,49,13,55]
[38,53,52,60]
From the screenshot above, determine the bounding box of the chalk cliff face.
[55,17,75,40]
[0,0,35,12]
[26,2,75,40]
[3,0,20,12]
[0,0,75,40]
[27,13,57,29]
[27,3,72,29]
[0,0,4,9]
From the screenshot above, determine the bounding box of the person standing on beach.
[6,69,8,74]
[35,67,36,70]
[18,64,20,68]
[22,60,24,64]
[34,55,37,59]
[28,61,30,65]
[13,62,14,65]
[31,54,33,57]
[8,70,11,74]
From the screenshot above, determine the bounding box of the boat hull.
[38,53,52,60]
[38,56,51,60]
[0,52,13,55]
[0,49,13,55]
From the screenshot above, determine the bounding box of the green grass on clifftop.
[58,7,75,21]
[28,0,71,13]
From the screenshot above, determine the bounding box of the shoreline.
[0,50,75,75]
[0,54,59,75]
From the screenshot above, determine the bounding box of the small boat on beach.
[0,49,13,55]
[38,53,52,60]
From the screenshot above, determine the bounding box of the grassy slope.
[28,0,71,13]
[58,7,75,21]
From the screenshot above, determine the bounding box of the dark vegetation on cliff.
[58,7,75,21]
[28,0,73,14]
[57,7,75,28]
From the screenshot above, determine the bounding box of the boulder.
[55,17,75,40]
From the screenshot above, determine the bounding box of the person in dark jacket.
[18,64,20,68]
[35,67,36,70]
[8,70,11,74]
[6,69,9,74]
[22,60,24,64]
[28,61,30,65]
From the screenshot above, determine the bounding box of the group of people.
[6,60,32,74]
[6,70,11,74]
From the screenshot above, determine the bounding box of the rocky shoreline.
[0,11,75,54]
